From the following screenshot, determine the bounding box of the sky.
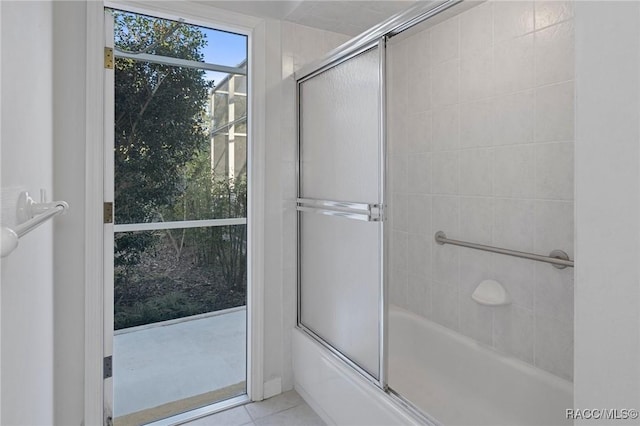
[199,27,247,88]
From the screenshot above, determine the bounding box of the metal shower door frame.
[295,37,388,390]
[294,0,465,397]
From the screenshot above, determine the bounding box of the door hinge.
[104,47,114,69]
[104,355,113,379]
[104,202,113,224]
[105,416,113,426]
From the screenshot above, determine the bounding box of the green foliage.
[114,290,206,329]
[163,172,248,289]
[167,174,248,288]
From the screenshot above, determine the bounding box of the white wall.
[262,18,286,397]
[0,2,3,420]
[574,1,640,421]
[52,2,87,425]
[0,1,55,424]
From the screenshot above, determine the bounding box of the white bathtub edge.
[293,327,428,426]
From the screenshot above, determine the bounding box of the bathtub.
[293,327,423,426]
[294,306,573,425]
[389,306,573,426]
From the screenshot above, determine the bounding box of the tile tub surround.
[388,0,575,381]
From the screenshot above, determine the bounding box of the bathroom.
[1,0,639,425]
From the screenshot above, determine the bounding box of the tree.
[113,11,212,265]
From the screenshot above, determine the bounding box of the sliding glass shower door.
[297,43,385,382]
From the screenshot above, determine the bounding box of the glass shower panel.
[299,213,380,376]
[298,46,382,379]
[300,48,380,202]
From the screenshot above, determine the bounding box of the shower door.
[297,41,386,384]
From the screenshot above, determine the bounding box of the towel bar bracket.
[1,191,69,258]
[17,191,68,223]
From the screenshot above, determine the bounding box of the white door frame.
[84,2,267,424]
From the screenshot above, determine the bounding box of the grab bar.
[296,198,382,222]
[1,191,69,257]
[435,231,573,269]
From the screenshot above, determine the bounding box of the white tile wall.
[432,59,460,106]
[459,149,492,196]
[493,34,534,95]
[408,234,431,279]
[390,267,409,308]
[460,99,494,148]
[407,111,432,154]
[494,304,535,363]
[408,30,432,113]
[432,281,459,330]
[408,194,431,238]
[388,0,574,381]
[493,90,534,145]
[407,272,431,318]
[431,17,459,64]
[432,105,459,151]
[493,255,534,309]
[534,313,573,378]
[460,297,493,345]
[535,142,574,200]
[535,20,574,86]
[460,197,493,244]
[431,152,458,195]
[494,198,536,251]
[535,1,573,30]
[408,153,432,194]
[493,1,534,42]
[460,47,494,102]
[493,145,535,198]
[535,81,575,142]
[460,100,493,148]
[460,2,493,54]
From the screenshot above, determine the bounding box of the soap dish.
[471,279,511,306]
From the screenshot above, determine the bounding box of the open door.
[104,7,250,424]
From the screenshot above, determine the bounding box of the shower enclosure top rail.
[435,231,574,269]
[294,0,462,81]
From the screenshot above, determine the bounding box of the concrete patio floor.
[114,307,246,418]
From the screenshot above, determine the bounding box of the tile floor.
[181,391,325,426]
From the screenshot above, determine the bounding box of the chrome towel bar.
[296,198,382,222]
[435,231,574,269]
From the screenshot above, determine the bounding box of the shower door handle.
[296,198,382,222]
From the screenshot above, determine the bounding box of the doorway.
[104,7,250,424]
